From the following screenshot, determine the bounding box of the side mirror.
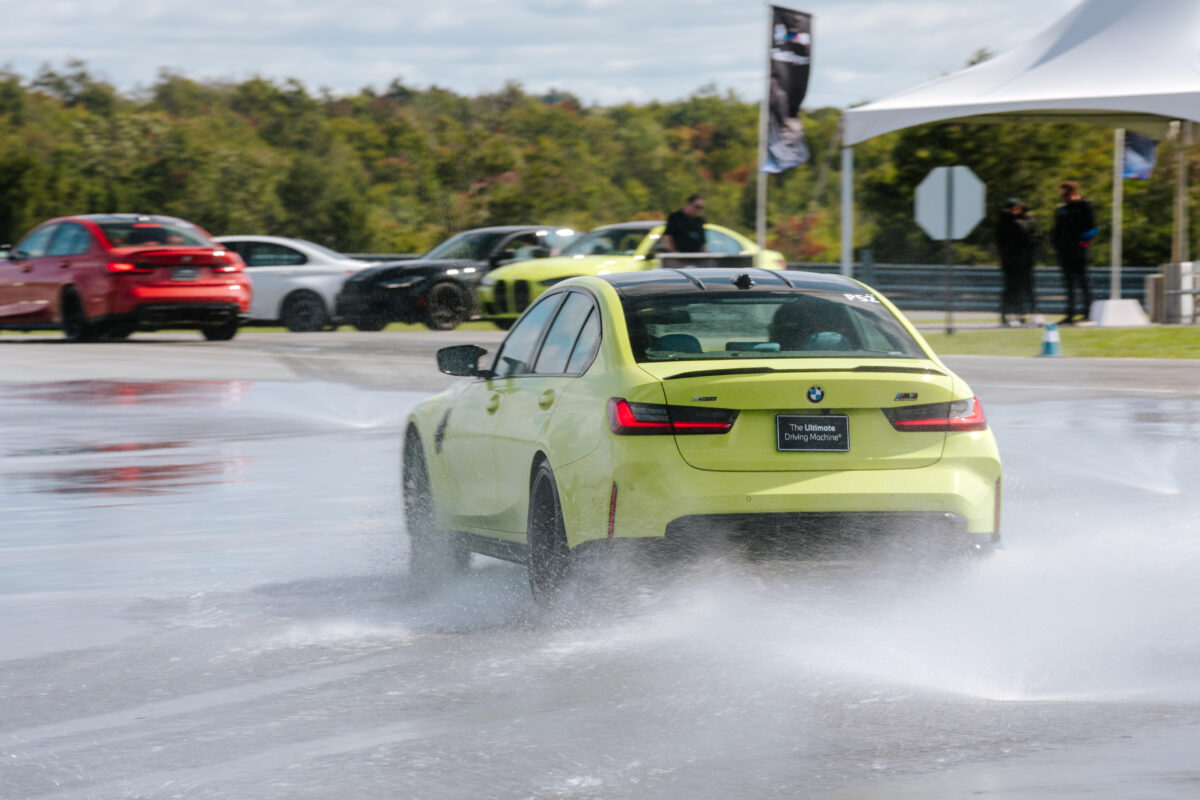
[436,344,493,378]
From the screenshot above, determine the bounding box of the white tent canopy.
[843,0,1200,146]
[837,0,1200,323]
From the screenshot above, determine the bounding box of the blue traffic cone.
[1039,322,1062,357]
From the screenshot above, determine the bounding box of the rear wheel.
[202,320,239,341]
[492,318,515,331]
[61,289,99,342]
[527,461,572,604]
[403,427,469,580]
[281,291,330,332]
[425,281,469,331]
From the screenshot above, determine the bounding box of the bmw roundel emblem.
[807,385,824,403]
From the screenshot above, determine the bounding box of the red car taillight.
[882,397,988,432]
[607,398,738,435]
[107,261,153,274]
[212,254,244,273]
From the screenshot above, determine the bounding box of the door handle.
[59,261,72,269]
[20,263,32,273]
[486,394,500,413]
[538,390,555,409]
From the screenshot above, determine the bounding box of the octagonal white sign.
[915,166,985,240]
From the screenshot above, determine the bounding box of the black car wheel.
[492,319,515,331]
[102,320,136,340]
[425,281,469,331]
[61,288,99,342]
[527,461,572,605]
[281,291,330,332]
[403,427,469,580]
[202,320,240,341]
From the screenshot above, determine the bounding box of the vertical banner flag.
[1123,130,1158,180]
[763,6,812,174]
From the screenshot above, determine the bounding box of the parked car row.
[1,213,783,340]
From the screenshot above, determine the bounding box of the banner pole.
[756,4,771,250]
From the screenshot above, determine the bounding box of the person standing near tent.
[1051,180,1098,324]
[996,198,1041,327]
[662,194,707,253]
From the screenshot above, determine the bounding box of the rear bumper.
[127,302,243,329]
[556,441,1002,552]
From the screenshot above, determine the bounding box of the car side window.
[565,307,601,374]
[491,293,566,378]
[46,223,93,257]
[497,232,543,262]
[15,224,58,258]
[243,242,307,267]
[705,230,742,254]
[533,292,595,374]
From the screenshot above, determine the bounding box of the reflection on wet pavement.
[2,379,1200,799]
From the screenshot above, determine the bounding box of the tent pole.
[1112,128,1124,300]
[1174,121,1191,264]
[840,140,853,277]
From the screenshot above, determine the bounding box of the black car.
[335,225,577,331]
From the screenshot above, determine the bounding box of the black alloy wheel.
[202,320,240,341]
[424,281,469,331]
[281,291,330,333]
[60,289,99,342]
[403,427,470,580]
[527,461,572,605]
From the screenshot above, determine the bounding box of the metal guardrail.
[788,262,1157,314]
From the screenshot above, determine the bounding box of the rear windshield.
[623,291,926,362]
[100,221,213,247]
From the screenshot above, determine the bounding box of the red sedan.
[0,214,251,341]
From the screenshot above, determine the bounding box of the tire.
[202,320,240,341]
[281,291,330,333]
[527,461,572,604]
[425,281,469,331]
[492,318,515,331]
[403,427,469,580]
[352,315,388,332]
[61,289,99,342]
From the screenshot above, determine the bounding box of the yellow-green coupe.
[404,267,1002,602]
[476,220,787,328]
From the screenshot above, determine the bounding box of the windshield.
[623,291,926,362]
[561,226,655,257]
[99,220,214,247]
[426,231,506,261]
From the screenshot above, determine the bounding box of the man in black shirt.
[663,194,707,253]
[1051,180,1098,325]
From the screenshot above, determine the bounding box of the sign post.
[915,166,985,334]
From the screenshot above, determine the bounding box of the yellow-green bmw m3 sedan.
[404,268,1002,601]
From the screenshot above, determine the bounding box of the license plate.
[172,267,198,281]
[776,414,849,452]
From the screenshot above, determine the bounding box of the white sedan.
[216,235,383,332]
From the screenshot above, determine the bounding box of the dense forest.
[1,60,1192,267]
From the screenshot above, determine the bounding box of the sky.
[1,0,1082,109]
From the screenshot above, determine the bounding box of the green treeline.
[0,61,1190,266]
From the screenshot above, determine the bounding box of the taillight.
[608,398,738,435]
[883,397,988,432]
[213,256,243,273]
[107,261,153,274]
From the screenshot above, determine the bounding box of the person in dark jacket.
[1051,181,1098,324]
[663,194,707,253]
[996,198,1041,327]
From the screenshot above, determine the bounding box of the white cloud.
[0,0,1082,106]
